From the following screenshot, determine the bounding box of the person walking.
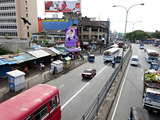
[40,63,45,72]
[23,67,29,77]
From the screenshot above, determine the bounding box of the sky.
[37,0,160,33]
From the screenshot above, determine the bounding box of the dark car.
[82,68,96,79]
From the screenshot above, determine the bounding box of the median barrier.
[81,47,132,120]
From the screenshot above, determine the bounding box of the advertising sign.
[45,1,81,13]
[65,29,77,47]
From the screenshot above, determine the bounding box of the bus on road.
[118,41,123,48]
[145,49,159,63]
[103,48,120,62]
[0,84,61,120]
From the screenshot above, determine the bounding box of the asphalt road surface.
[45,48,127,120]
[108,44,160,120]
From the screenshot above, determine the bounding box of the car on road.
[130,55,139,66]
[82,68,96,79]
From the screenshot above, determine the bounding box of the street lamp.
[113,3,144,70]
[127,21,141,32]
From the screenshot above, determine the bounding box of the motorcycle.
[112,61,115,68]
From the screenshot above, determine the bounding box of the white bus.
[145,49,159,62]
[103,48,120,62]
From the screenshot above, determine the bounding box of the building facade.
[78,17,108,42]
[0,0,38,39]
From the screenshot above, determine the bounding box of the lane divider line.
[61,63,110,110]
[111,61,130,120]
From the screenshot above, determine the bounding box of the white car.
[130,55,139,66]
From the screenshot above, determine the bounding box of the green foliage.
[16,48,20,54]
[42,39,49,46]
[126,30,151,42]
[0,45,13,55]
[151,30,160,38]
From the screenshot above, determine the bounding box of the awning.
[13,55,26,64]
[0,59,7,66]
[67,48,79,52]
[68,26,78,29]
[55,47,69,55]
[41,48,57,56]
[3,59,17,65]
[65,56,71,60]
[21,53,36,62]
[27,49,50,58]
[49,47,61,55]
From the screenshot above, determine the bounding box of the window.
[27,32,29,37]
[26,13,28,17]
[50,97,56,110]
[34,103,48,120]
[27,26,29,29]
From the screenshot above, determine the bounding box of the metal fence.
[81,48,131,120]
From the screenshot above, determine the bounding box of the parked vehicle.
[143,69,160,113]
[82,68,96,79]
[128,106,150,120]
[0,84,61,120]
[88,54,95,62]
[130,55,139,66]
[145,49,159,63]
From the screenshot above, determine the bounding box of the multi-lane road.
[108,44,160,120]
[45,44,160,120]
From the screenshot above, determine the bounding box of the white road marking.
[61,63,110,110]
[141,69,142,72]
[142,77,143,81]
[111,61,130,120]
[59,84,64,88]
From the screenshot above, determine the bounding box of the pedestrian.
[40,63,45,72]
[23,67,29,77]
[82,55,84,61]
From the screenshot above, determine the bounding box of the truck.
[143,69,160,113]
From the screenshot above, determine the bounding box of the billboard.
[65,29,77,47]
[45,1,81,13]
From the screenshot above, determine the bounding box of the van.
[130,55,139,66]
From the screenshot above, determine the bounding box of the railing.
[81,48,131,120]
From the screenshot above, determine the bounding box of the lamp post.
[127,21,141,32]
[113,3,144,70]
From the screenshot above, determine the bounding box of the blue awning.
[3,59,17,65]
[0,59,7,66]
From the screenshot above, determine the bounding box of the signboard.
[65,29,77,47]
[45,1,81,13]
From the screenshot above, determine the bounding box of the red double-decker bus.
[118,41,124,48]
[0,84,61,120]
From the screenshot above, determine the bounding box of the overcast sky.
[37,0,160,33]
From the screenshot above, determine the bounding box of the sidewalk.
[0,56,88,103]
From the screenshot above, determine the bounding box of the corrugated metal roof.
[21,53,36,61]
[13,55,26,64]
[27,49,50,58]
[3,59,17,65]
[49,47,61,55]
[41,48,57,56]
[0,59,7,66]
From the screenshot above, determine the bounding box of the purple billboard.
[65,29,77,47]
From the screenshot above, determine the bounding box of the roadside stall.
[7,70,25,92]
[51,60,63,73]
[63,56,71,68]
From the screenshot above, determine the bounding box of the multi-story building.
[78,17,108,42]
[0,0,38,39]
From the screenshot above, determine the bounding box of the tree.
[126,30,151,43]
